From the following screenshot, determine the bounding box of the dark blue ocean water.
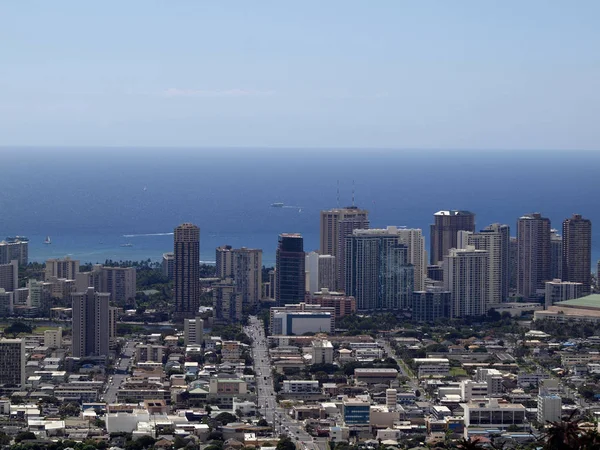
[0,148,598,268]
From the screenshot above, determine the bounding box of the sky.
[0,1,599,150]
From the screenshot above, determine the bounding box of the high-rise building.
[544,279,583,308]
[184,317,204,345]
[562,214,592,295]
[174,223,200,319]
[45,257,80,281]
[76,265,136,305]
[517,213,551,300]
[550,230,562,280]
[276,234,305,305]
[28,279,52,313]
[0,289,14,316]
[392,228,426,291]
[509,237,518,292]
[345,227,414,312]
[0,260,18,292]
[215,246,263,307]
[0,238,28,266]
[411,289,452,322]
[71,287,111,358]
[459,223,510,304]
[444,246,489,318]
[0,339,25,386]
[213,278,243,323]
[215,245,234,279]
[305,252,336,294]
[430,210,475,265]
[162,252,175,279]
[320,207,369,291]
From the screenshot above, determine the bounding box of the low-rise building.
[462,399,527,430]
[413,358,450,379]
[354,368,398,384]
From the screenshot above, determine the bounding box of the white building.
[537,395,561,424]
[462,398,526,429]
[311,339,334,365]
[460,380,488,401]
[459,223,510,304]
[44,328,63,348]
[544,279,583,308]
[444,246,489,318]
[271,309,334,336]
[413,358,450,379]
[386,389,397,411]
[282,380,320,394]
[306,252,337,294]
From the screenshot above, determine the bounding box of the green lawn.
[450,367,467,377]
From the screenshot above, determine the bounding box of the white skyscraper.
[459,223,510,304]
[444,246,489,318]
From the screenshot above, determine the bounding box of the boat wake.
[122,232,174,238]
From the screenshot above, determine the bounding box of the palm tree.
[544,410,582,450]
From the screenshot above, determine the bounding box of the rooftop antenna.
[336,180,340,208]
[352,180,355,207]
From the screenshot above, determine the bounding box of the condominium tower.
[430,210,476,265]
[174,223,200,319]
[276,234,305,305]
[345,227,414,312]
[562,214,592,295]
[320,207,369,291]
[0,339,26,386]
[444,246,489,318]
[215,246,263,307]
[72,287,111,357]
[517,213,551,300]
[459,223,510,304]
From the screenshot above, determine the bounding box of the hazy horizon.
[1,1,599,150]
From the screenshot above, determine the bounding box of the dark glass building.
[276,233,305,305]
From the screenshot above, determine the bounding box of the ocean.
[1,148,599,268]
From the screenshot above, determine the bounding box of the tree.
[276,437,295,450]
[214,412,238,425]
[59,402,81,418]
[15,431,36,442]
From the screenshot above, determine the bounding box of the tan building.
[44,328,63,348]
[320,207,369,291]
[221,340,242,361]
[45,257,80,281]
[135,344,164,363]
[430,210,475,265]
[76,265,136,305]
[213,278,242,323]
[216,246,262,307]
[306,289,356,318]
[72,287,111,358]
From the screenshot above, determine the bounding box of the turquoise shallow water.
[1,148,599,268]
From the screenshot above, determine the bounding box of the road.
[245,316,328,450]
[103,341,136,403]
[380,338,420,393]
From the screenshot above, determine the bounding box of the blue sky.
[1,1,599,149]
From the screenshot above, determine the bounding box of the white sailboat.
[44,235,51,245]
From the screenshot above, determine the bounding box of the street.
[103,340,136,403]
[245,316,328,450]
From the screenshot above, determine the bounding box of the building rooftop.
[556,295,600,310]
[435,210,474,216]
